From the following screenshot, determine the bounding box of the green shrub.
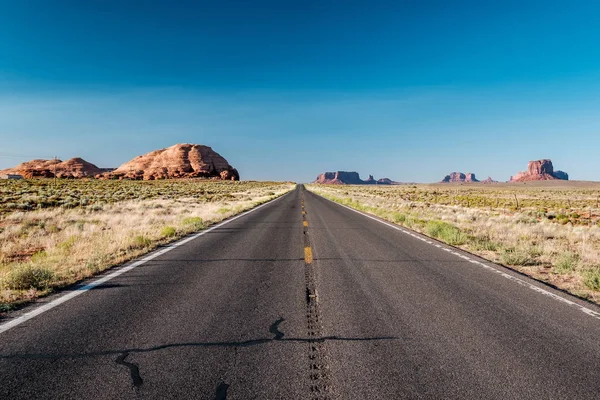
[501,247,539,266]
[583,268,600,291]
[553,251,579,273]
[5,265,55,290]
[130,235,152,249]
[58,235,78,251]
[426,220,467,245]
[182,216,205,231]
[160,226,177,238]
[392,212,406,223]
[471,236,500,252]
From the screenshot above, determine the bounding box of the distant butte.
[440,172,479,183]
[314,171,399,185]
[509,159,568,182]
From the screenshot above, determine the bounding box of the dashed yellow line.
[304,247,313,264]
[303,221,308,227]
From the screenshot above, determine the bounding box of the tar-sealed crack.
[214,381,230,400]
[270,317,285,340]
[301,192,334,400]
[115,352,143,389]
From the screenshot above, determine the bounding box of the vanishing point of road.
[2,185,600,399]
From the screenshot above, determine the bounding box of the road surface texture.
[2,185,600,399]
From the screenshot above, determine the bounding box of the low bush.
[426,220,467,245]
[392,212,406,223]
[130,235,152,249]
[501,247,539,266]
[5,265,55,290]
[471,236,500,252]
[553,251,579,274]
[182,216,205,231]
[583,268,600,291]
[160,226,177,238]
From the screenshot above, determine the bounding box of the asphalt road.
[2,185,600,399]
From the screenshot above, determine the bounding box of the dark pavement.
[2,185,600,399]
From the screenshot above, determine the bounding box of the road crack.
[214,381,230,400]
[270,317,285,340]
[115,352,143,389]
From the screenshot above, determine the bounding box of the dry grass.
[0,180,295,309]
[306,183,600,304]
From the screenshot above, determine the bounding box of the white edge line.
[0,191,293,335]
[313,192,600,322]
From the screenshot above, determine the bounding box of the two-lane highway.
[2,185,600,399]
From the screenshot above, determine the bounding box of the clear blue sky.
[1,0,600,182]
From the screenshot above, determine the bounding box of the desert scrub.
[426,221,467,245]
[4,265,54,290]
[160,226,177,238]
[501,247,540,266]
[0,180,295,307]
[182,216,205,231]
[583,268,600,291]
[553,251,579,274]
[306,182,600,304]
[129,235,152,250]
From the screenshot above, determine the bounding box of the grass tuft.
[426,220,467,245]
[160,226,177,238]
[500,247,539,266]
[182,216,205,231]
[583,268,600,291]
[553,251,579,274]
[5,265,55,290]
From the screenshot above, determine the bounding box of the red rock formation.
[441,172,479,183]
[100,144,239,181]
[509,159,568,182]
[314,171,363,184]
[0,158,103,179]
[364,175,377,184]
[481,177,498,184]
[313,172,398,185]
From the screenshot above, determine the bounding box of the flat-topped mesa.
[0,157,103,178]
[314,171,363,184]
[313,171,398,185]
[99,143,239,181]
[510,159,568,182]
[441,172,479,183]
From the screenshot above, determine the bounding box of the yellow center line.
[303,221,308,227]
[304,246,313,264]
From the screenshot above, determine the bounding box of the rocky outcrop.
[313,171,398,185]
[314,171,363,185]
[99,144,239,181]
[364,174,377,184]
[509,159,568,182]
[441,172,479,183]
[481,176,498,184]
[0,158,103,179]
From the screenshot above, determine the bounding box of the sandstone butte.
[314,171,398,185]
[0,157,104,179]
[440,172,479,183]
[509,159,568,182]
[98,143,239,181]
[481,176,498,184]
